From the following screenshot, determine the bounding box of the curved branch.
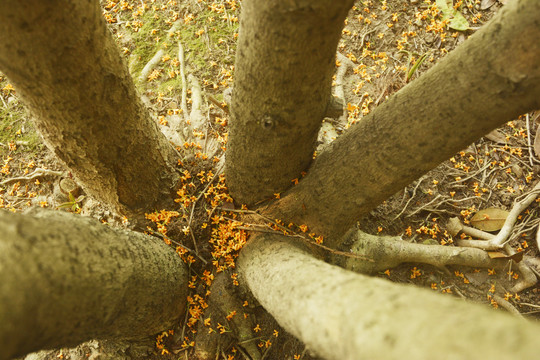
[238,234,540,360]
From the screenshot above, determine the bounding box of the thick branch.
[0,1,179,216]
[238,235,540,360]
[0,210,188,360]
[226,0,354,205]
[263,0,540,246]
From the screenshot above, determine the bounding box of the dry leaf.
[470,208,510,231]
[531,110,540,124]
[485,129,507,144]
[487,251,523,263]
[534,129,540,160]
[480,0,496,10]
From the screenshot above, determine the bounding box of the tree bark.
[0,209,188,360]
[238,234,540,360]
[0,0,179,217]
[263,0,540,246]
[226,0,353,205]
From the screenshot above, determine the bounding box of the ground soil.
[1,0,539,359]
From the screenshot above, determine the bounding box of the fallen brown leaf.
[470,208,510,231]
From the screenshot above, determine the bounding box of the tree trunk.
[226,0,353,205]
[238,234,540,360]
[0,209,188,360]
[262,0,540,246]
[0,0,179,217]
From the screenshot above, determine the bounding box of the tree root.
[137,21,181,84]
[447,217,538,293]
[337,229,517,275]
[454,180,540,250]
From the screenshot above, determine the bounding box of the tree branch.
[226,0,355,205]
[262,0,540,247]
[0,209,188,360]
[238,234,540,360]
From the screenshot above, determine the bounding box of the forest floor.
[1,0,540,359]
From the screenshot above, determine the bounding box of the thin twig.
[359,28,377,49]
[0,168,63,185]
[187,165,223,255]
[0,94,8,108]
[525,113,535,167]
[147,228,208,265]
[178,41,189,120]
[216,207,373,261]
[406,194,442,217]
[393,176,425,220]
[207,93,229,114]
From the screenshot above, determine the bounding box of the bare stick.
[178,41,189,119]
[393,176,425,220]
[186,165,223,254]
[525,113,534,167]
[0,168,63,186]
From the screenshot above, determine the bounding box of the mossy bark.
[0,209,188,360]
[263,0,540,246]
[226,0,354,205]
[0,0,179,217]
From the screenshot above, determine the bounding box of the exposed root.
[492,294,524,319]
[338,229,515,275]
[138,21,181,84]
[447,218,538,292]
[138,48,165,84]
[455,181,540,250]
[188,74,205,129]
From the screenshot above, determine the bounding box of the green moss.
[0,102,43,156]
[129,13,168,77]
[127,7,238,92]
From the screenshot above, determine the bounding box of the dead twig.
[206,93,229,114]
[146,228,207,265]
[178,41,189,120]
[393,176,426,220]
[525,113,535,167]
[0,168,63,186]
[187,165,224,255]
